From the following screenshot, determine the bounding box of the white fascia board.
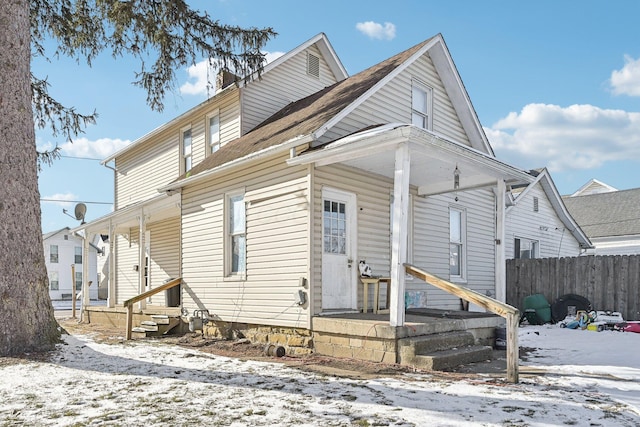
[537,170,593,248]
[161,134,314,192]
[312,38,440,140]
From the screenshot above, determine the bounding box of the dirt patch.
[56,317,507,381]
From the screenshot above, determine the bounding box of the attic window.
[307,52,320,78]
[533,197,539,212]
[64,235,68,240]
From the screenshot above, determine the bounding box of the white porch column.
[390,142,411,327]
[82,234,90,308]
[107,221,115,308]
[495,179,507,302]
[137,213,146,310]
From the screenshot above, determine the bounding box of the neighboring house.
[564,183,640,255]
[75,33,535,348]
[505,168,592,259]
[570,178,617,197]
[43,227,99,300]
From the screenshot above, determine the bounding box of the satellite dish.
[74,203,87,223]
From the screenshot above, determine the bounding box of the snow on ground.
[1,324,639,426]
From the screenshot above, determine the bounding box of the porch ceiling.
[289,124,534,194]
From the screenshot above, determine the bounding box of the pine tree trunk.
[0,0,60,355]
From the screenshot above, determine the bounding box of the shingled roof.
[175,37,434,183]
[563,188,640,238]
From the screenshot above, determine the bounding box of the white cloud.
[41,192,77,208]
[179,51,285,97]
[356,21,396,40]
[610,55,640,96]
[57,137,132,159]
[487,103,640,171]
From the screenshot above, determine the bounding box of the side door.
[321,188,357,311]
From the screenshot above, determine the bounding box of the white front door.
[321,188,357,311]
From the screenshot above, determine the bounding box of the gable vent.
[64,235,69,240]
[307,52,320,78]
[533,197,539,212]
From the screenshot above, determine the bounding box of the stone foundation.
[202,321,314,356]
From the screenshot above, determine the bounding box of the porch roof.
[287,124,534,193]
[70,192,180,236]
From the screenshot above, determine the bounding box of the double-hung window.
[515,237,539,259]
[75,271,82,291]
[449,207,466,279]
[227,192,246,276]
[50,245,59,263]
[49,271,59,290]
[74,246,82,264]
[208,112,220,154]
[181,127,192,172]
[411,79,433,130]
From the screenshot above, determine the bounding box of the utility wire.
[40,199,112,205]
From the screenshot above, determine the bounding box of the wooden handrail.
[404,263,519,383]
[124,278,181,340]
[123,277,182,307]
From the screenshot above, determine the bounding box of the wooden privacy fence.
[506,255,640,322]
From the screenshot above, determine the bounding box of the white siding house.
[43,228,99,301]
[506,169,591,259]
[76,33,542,363]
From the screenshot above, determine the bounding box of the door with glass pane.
[321,188,357,311]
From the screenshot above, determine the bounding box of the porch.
[313,309,504,370]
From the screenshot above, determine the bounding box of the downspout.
[108,219,115,308]
[495,180,506,302]
[138,211,146,310]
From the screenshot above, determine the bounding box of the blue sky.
[36,0,640,233]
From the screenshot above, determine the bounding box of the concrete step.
[398,330,493,371]
[151,315,170,325]
[131,317,182,339]
[410,345,493,371]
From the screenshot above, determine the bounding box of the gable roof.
[508,169,592,249]
[570,179,618,197]
[165,34,493,190]
[103,33,347,165]
[165,37,435,188]
[563,188,640,238]
[43,227,71,240]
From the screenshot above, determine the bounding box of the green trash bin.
[521,294,552,325]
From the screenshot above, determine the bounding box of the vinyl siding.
[114,232,140,304]
[114,90,240,208]
[319,53,470,146]
[242,45,340,134]
[506,184,581,259]
[147,217,181,305]
[312,165,395,313]
[412,189,497,310]
[180,153,310,328]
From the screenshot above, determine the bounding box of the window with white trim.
[74,246,82,264]
[514,237,539,259]
[226,192,246,276]
[49,271,59,290]
[411,79,433,130]
[181,127,192,172]
[50,245,59,263]
[449,207,466,279]
[207,112,220,154]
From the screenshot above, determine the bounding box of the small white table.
[359,277,391,314]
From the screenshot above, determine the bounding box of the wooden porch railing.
[123,278,182,340]
[404,264,519,383]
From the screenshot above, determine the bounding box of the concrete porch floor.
[311,309,505,366]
